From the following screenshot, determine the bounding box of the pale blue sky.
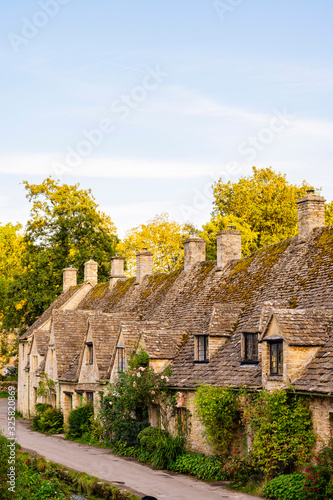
[1,0,333,236]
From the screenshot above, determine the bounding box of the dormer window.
[32,355,38,371]
[270,341,283,375]
[195,335,209,362]
[86,343,93,365]
[243,333,259,363]
[117,347,126,372]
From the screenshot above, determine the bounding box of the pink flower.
[137,373,141,378]
[161,375,165,380]
[152,391,155,395]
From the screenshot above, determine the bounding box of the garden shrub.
[111,416,149,447]
[243,390,315,477]
[173,453,226,481]
[222,454,259,485]
[302,441,333,499]
[138,426,167,452]
[31,404,64,434]
[194,385,240,455]
[150,432,186,470]
[66,404,93,439]
[264,473,306,500]
[137,426,185,469]
[99,350,172,447]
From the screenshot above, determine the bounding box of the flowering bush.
[302,441,333,499]
[100,349,171,446]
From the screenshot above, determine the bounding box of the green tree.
[325,201,333,225]
[211,167,314,255]
[117,213,197,276]
[0,223,24,319]
[3,178,118,329]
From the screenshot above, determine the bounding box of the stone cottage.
[18,191,333,452]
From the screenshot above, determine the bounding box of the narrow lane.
[0,400,262,500]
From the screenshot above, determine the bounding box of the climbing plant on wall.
[242,389,316,477]
[194,385,240,456]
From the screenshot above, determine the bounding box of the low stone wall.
[0,381,18,393]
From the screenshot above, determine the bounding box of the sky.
[1,0,333,237]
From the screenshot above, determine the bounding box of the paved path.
[0,400,261,500]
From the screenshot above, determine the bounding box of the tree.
[116,213,197,276]
[199,213,257,261]
[3,178,118,329]
[211,167,315,255]
[326,201,333,226]
[0,223,24,320]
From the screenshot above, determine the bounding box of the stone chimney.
[110,255,125,287]
[183,237,206,272]
[297,190,326,239]
[135,249,153,284]
[84,259,98,285]
[216,226,242,269]
[62,266,77,293]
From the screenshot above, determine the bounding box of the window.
[196,335,209,362]
[86,343,93,365]
[243,333,259,363]
[32,355,38,370]
[270,341,283,375]
[175,407,189,437]
[117,347,126,372]
[86,392,94,405]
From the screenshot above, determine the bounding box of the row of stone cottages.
[18,191,333,453]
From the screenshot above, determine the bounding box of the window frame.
[117,346,126,372]
[86,342,93,365]
[195,335,209,363]
[242,332,259,364]
[86,391,94,405]
[269,340,283,376]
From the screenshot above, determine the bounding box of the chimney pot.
[84,259,98,285]
[297,192,326,238]
[62,267,77,292]
[135,250,153,284]
[183,237,206,271]
[216,229,241,269]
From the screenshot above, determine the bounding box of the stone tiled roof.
[262,308,333,346]
[34,330,49,356]
[25,225,333,394]
[141,329,187,359]
[53,310,90,380]
[19,285,86,340]
[207,303,244,336]
[293,339,333,394]
[89,313,121,380]
[77,226,331,392]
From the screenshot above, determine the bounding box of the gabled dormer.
[78,321,96,384]
[110,318,142,382]
[44,317,57,380]
[206,303,244,360]
[260,308,331,390]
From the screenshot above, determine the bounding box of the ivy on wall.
[242,390,315,477]
[194,385,240,455]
